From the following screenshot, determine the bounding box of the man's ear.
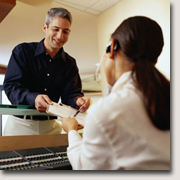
[42,23,47,32]
[109,38,115,59]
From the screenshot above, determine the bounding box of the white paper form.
[46,102,86,126]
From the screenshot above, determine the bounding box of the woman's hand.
[61,117,84,133]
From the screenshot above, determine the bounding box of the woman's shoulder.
[87,85,143,124]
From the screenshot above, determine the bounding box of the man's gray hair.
[45,7,72,27]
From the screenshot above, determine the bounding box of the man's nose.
[57,30,63,39]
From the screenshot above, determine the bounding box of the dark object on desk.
[0,145,72,170]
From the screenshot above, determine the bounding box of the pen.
[74,104,85,117]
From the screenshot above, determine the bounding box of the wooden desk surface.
[0,133,69,151]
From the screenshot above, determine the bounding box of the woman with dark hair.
[61,16,170,170]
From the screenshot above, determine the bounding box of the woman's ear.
[109,38,115,59]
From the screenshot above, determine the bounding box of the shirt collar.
[34,39,67,63]
[111,71,132,92]
[55,47,67,63]
[34,39,46,57]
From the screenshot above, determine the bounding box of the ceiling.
[17,0,52,6]
[53,0,122,16]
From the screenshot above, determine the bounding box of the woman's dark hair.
[111,16,170,130]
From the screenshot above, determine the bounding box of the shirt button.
[46,53,48,55]
[47,74,50,76]
[49,60,52,62]
[44,88,47,91]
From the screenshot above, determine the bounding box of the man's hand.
[76,96,91,113]
[35,94,53,113]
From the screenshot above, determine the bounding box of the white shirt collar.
[111,71,132,92]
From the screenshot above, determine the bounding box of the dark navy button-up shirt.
[3,39,83,108]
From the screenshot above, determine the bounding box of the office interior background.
[0,0,170,135]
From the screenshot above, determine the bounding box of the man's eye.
[63,31,69,34]
[53,29,59,31]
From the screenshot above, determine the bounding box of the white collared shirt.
[67,71,170,170]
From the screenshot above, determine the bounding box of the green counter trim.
[0,104,51,116]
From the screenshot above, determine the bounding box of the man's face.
[43,16,71,51]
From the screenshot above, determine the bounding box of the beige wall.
[0,0,170,84]
[0,0,52,65]
[97,0,170,91]
[51,1,99,74]
[0,0,99,74]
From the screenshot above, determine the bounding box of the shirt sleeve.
[3,45,39,106]
[67,108,114,170]
[67,130,83,169]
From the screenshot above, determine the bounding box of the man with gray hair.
[3,7,90,135]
